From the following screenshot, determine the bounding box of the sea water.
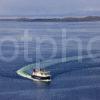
[0,21,100,100]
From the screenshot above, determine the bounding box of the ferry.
[31,68,51,82]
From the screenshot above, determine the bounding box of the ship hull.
[31,75,51,82]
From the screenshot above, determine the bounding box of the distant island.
[1,16,100,22]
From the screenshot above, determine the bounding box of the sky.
[0,0,100,17]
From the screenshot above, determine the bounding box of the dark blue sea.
[0,21,100,100]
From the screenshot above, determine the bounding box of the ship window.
[41,73,43,75]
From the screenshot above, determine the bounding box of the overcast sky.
[0,0,100,16]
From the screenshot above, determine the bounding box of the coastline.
[1,16,100,22]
